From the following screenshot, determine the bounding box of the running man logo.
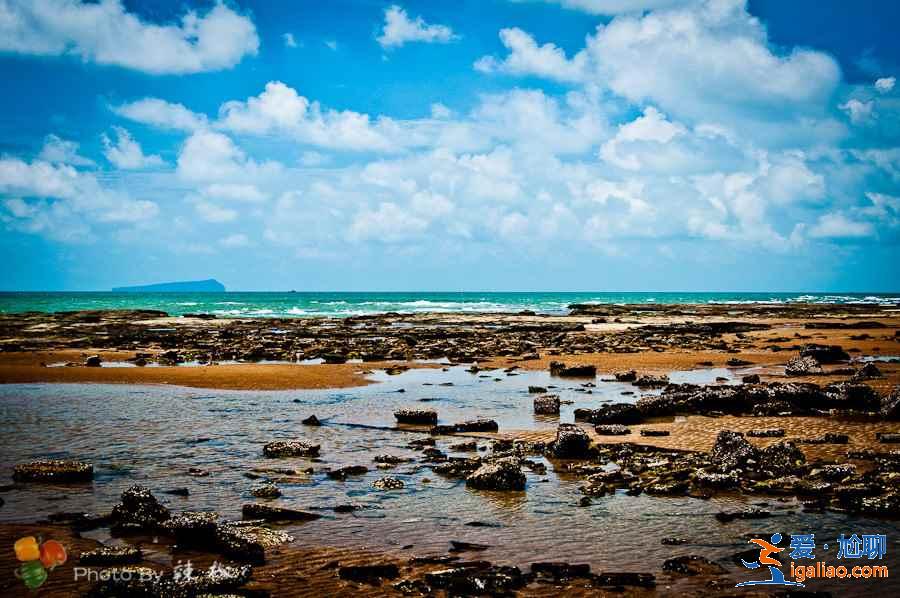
[736,533,805,588]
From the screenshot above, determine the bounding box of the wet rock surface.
[262,440,320,458]
[466,458,526,491]
[12,459,94,483]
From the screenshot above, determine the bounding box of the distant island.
[112,279,226,293]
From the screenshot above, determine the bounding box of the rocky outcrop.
[800,344,850,363]
[110,485,171,532]
[549,361,596,377]
[12,460,93,483]
[262,440,320,458]
[466,458,526,491]
[394,409,438,425]
[241,503,321,522]
[549,424,591,459]
[785,355,823,376]
[533,394,561,415]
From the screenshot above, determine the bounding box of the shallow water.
[1,367,897,593]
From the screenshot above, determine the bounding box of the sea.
[0,291,898,318]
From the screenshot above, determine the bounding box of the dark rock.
[747,428,785,438]
[533,394,561,415]
[801,344,850,363]
[877,433,900,444]
[466,458,526,491]
[549,361,596,377]
[241,503,321,522]
[79,545,143,565]
[549,424,591,459]
[531,562,591,579]
[715,508,771,523]
[853,362,882,381]
[394,409,438,425]
[576,403,642,425]
[595,424,631,436]
[785,355,823,376]
[12,460,93,483]
[640,429,669,437]
[373,476,405,490]
[661,537,688,545]
[528,386,547,393]
[250,482,281,498]
[326,465,368,480]
[727,358,753,366]
[614,370,637,382]
[215,520,293,564]
[881,386,900,420]
[662,555,727,576]
[425,563,527,595]
[449,540,490,553]
[710,431,759,473]
[431,419,498,434]
[760,441,805,476]
[301,414,322,426]
[799,433,849,444]
[163,487,189,496]
[742,374,761,384]
[339,563,400,583]
[634,374,669,388]
[263,440,320,457]
[374,454,414,464]
[162,511,219,545]
[85,354,102,367]
[110,485,170,531]
[593,572,656,588]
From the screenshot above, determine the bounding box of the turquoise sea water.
[0,291,898,317]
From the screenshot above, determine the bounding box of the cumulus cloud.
[38,135,94,166]
[0,155,158,240]
[201,183,267,203]
[176,130,281,182]
[840,98,874,124]
[101,127,164,170]
[217,81,410,151]
[349,202,429,242]
[0,0,259,74]
[376,5,457,49]
[521,0,696,15]
[875,77,896,93]
[809,212,874,239]
[113,98,208,132]
[283,33,298,48]
[475,28,587,83]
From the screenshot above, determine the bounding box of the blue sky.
[0,0,898,291]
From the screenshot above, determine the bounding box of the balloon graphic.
[14,536,40,562]
[40,540,67,569]
[16,560,48,590]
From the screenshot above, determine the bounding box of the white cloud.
[475,28,586,83]
[809,212,873,239]
[219,233,251,248]
[201,183,267,203]
[600,106,685,169]
[216,81,407,151]
[523,0,696,15]
[579,0,841,139]
[0,0,259,74]
[176,130,281,183]
[349,202,429,242]
[194,200,237,223]
[875,77,896,93]
[324,40,338,51]
[0,156,158,239]
[283,33,298,48]
[430,103,453,119]
[376,5,457,49]
[113,98,208,132]
[840,99,874,124]
[38,134,94,166]
[101,127,163,170]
